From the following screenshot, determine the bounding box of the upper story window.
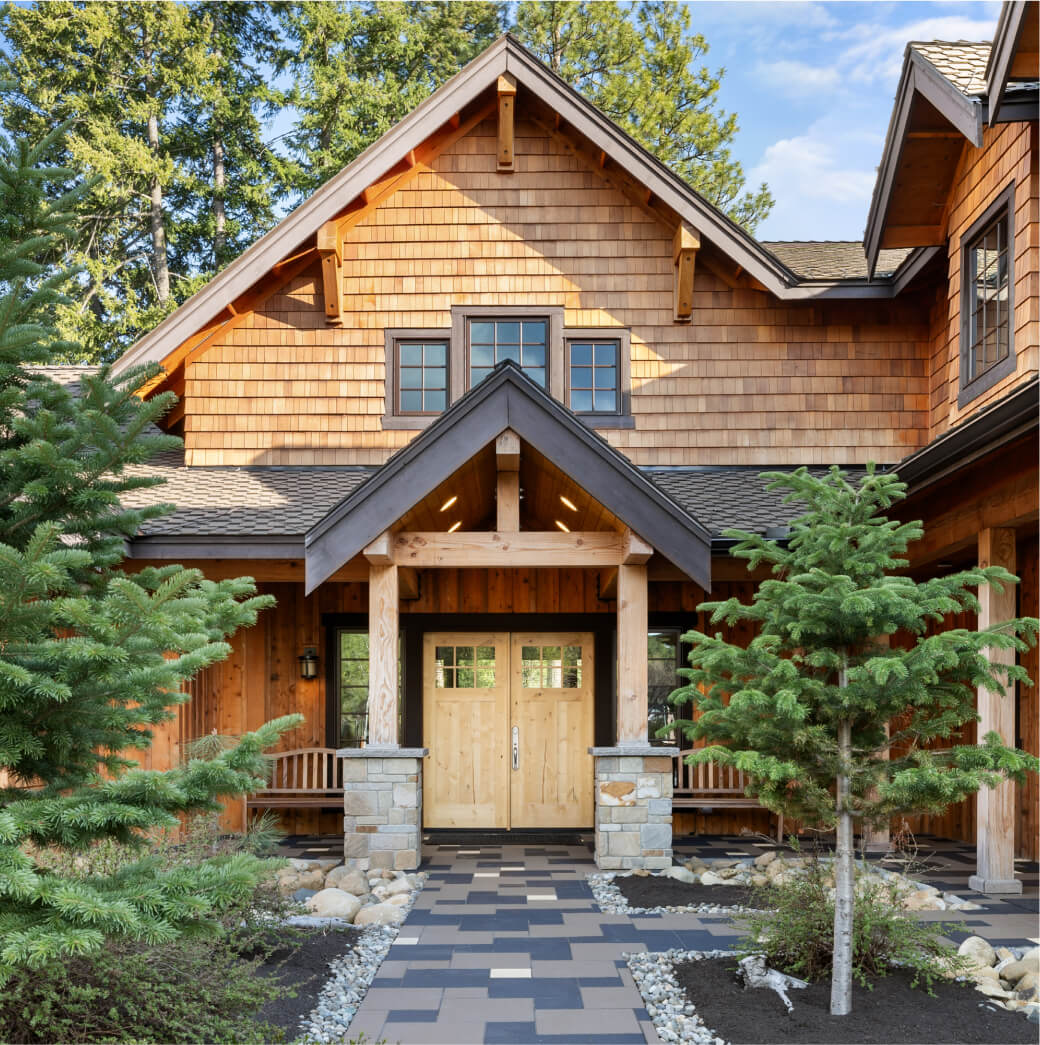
[470,318,547,388]
[960,185,1016,407]
[568,339,620,414]
[382,308,633,429]
[396,339,448,415]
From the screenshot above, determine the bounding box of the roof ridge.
[909,38,992,47]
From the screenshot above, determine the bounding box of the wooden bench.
[246,748,345,812]
[672,751,784,842]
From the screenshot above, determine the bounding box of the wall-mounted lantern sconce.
[298,647,319,680]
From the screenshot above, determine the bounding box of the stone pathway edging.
[628,949,730,1045]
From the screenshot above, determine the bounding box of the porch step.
[423,829,593,848]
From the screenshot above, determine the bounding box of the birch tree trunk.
[212,131,226,265]
[147,111,170,305]
[830,699,855,1016]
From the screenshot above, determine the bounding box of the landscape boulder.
[306,888,363,921]
[355,902,406,926]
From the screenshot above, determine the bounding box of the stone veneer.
[590,746,678,870]
[338,748,428,871]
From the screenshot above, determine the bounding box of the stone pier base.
[338,747,428,871]
[590,746,678,870]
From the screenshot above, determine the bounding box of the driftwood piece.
[737,955,809,1014]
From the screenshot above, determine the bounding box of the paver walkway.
[282,833,1038,1045]
[347,841,741,1045]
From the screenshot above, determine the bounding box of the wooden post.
[862,635,891,853]
[617,563,648,745]
[317,219,342,322]
[496,428,521,532]
[970,527,1021,893]
[367,563,399,747]
[673,222,700,321]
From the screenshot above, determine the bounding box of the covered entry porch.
[302,363,713,870]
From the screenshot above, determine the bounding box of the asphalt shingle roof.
[910,41,992,97]
[762,242,913,280]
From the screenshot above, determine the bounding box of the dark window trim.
[647,615,698,749]
[450,305,565,401]
[565,328,633,427]
[382,327,451,429]
[959,182,1017,408]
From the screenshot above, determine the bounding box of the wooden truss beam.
[390,531,630,568]
[497,73,517,171]
[496,429,521,532]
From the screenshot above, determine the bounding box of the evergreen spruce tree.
[0,116,295,980]
[670,466,1038,1015]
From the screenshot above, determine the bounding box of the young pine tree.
[0,119,296,980]
[670,466,1038,1016]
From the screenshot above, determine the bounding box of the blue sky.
[688,0,1001,240]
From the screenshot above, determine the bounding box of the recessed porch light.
[439,495,458,511]
[447,520,463,533]
[555,519,570,532]
[559,495,578,511]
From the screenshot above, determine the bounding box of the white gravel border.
[627,948,732,1045]
[589,871,760,916]
[293,876,426,1043]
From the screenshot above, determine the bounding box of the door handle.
[512,725,519,771]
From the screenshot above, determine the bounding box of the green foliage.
[514,0,773,229]
[740,848,970,991]
[0,114,298,981]
[669,465,1039,830]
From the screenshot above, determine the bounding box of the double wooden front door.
[422,632,594,829]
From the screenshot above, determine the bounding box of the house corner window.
[568,339,620,414]
[396,339,448,415]
[648,629,688,746]
[960,190,1014,405]
[469,317,547,388]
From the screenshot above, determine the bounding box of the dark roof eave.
[127,534,307,558]
[896,376,1039,490]
[986,1,1029,122]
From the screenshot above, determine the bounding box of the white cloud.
[748,119,883,238]
[756,58,842,97]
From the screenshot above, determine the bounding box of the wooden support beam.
[616,563,648,745]
[880,224,945,248]
[317,219,343,322]
[495,428,521,470]
[367,563,399,747]
[969,527,1022,893]
[496,471,520,532]
[391,531,625,568]
[399,566,420,600]
[622,528,653,565]
[673,222,700,321]
[497,73,517,171]
[363,529,394,565]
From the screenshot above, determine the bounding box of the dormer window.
[960,185,1015,406]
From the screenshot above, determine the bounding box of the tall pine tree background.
[0,0,772,362]
[0,111,298,979]
[670,467,1039,1015]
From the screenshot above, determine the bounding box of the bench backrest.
[674,751,750,797]
[260,748,343,793]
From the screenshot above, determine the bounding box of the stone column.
[339,748,428,871]
[590,746,678,870]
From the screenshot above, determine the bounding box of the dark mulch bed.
[675,956,1036,1044]
[252,927,360,1037]
[615,873,755,909]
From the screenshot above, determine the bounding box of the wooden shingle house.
[103,3,1037,887]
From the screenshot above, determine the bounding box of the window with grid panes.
[468,318,547,387]
[648,629,688,745]
[396,339,448,414]
[964,207,1011,386]
[335,630,403,746]
[569,340,619,414]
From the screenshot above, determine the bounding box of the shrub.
[740,846,970,991]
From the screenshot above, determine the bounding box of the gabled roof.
[113,35,936,390]
[303,361,713,593]
[864,41,989,276]
[762,242,912,281]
